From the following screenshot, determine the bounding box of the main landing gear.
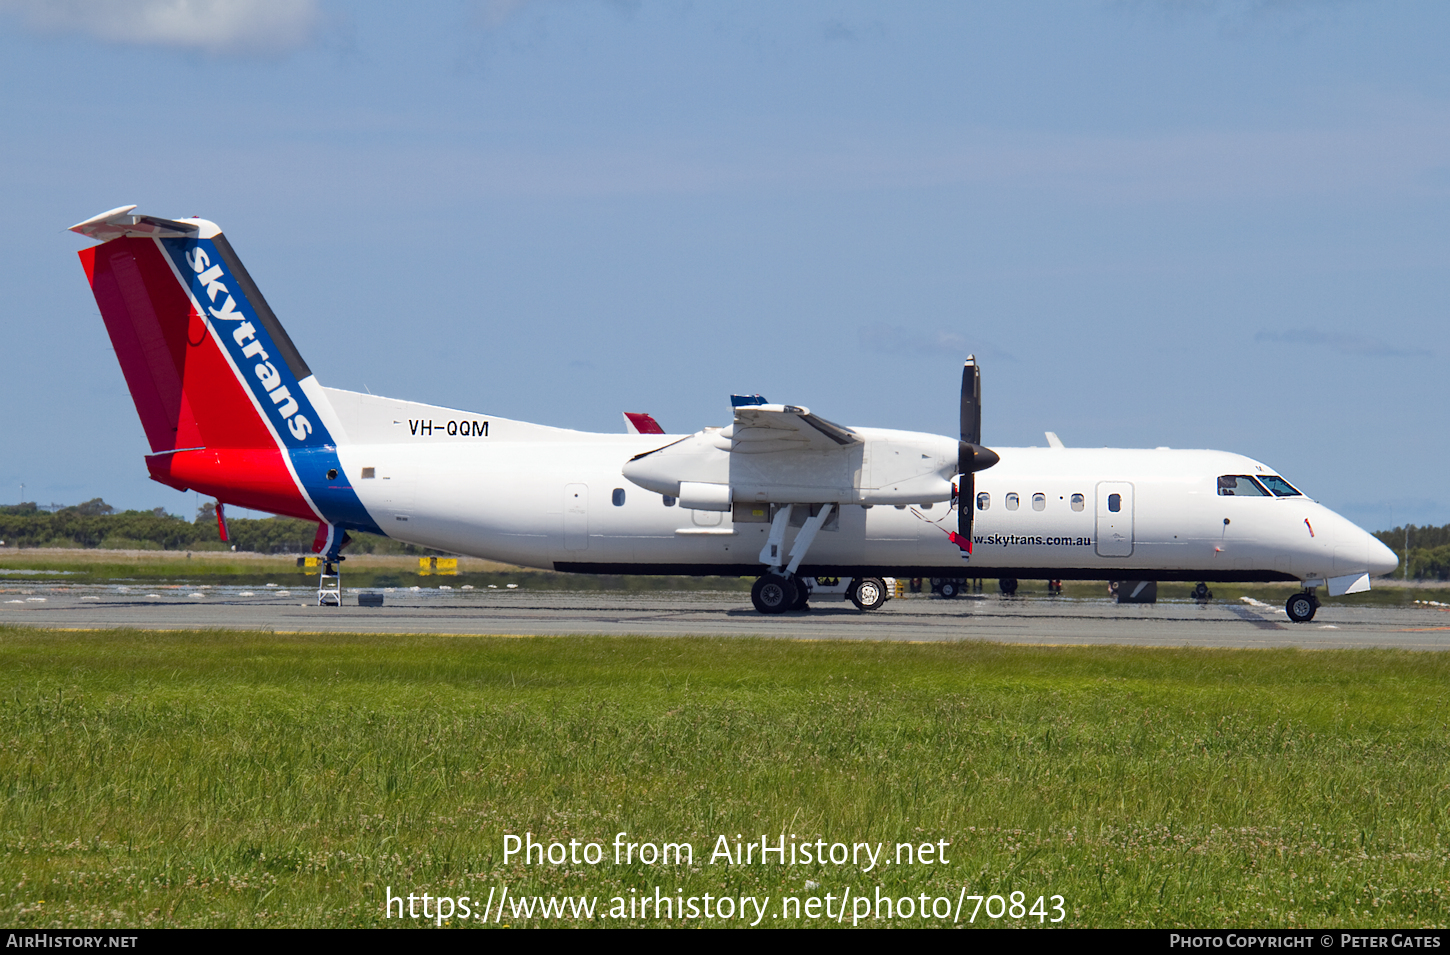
[749,573,892,614]
[751,573,801,614]
[748,502,893,614]
[750,502,838,615]
[1285,590,1320,624]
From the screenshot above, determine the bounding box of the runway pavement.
[3,581,1450,648]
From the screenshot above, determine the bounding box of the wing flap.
[730,404,860,454]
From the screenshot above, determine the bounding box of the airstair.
[317,559,342,606]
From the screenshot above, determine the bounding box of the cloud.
[857,324,1018,362]
[1253,328,1424,358]
[0,0,323,54]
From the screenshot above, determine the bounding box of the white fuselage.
[325,389,1396,585]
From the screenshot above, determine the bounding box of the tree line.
[0,499,412,555]
[1373,524,1450,582]
[2,499,1447,579]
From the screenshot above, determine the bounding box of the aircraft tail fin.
[73,207,380,533]
[624,412,665,435]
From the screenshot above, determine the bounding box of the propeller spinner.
[954,356,999,556]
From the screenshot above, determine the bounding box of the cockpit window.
[1257,475,1302,497]
[1217,475,1270,497]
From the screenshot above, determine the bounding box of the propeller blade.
[957,356,999,475]
[954,356,995,558]
[961,357,981,446]
[957,472,974,555]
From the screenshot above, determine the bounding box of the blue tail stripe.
[159,237,383,536]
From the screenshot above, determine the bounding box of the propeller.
[954,356,999,557]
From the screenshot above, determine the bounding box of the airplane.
[69,205,1399,622]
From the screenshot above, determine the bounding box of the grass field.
[1,627,1447,928]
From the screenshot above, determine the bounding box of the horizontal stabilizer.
[70,206,201,242]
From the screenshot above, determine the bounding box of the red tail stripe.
[83,237,317,523]
[147,450,316,523]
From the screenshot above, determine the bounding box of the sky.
[1,0,1446,530]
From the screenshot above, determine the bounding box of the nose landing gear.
[1285,590,1320,623]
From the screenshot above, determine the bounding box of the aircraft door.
[564,484,589,551]
[381,467,415,525]
[1095,482,1134,557]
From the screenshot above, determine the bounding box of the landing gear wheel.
[1192,582,1212,600]
[752,574,798,615]
[791,578,812,611]
[999,577,1019,596]
[938,580,960,599]
[1285,591,1318,623]
[850,577,888,612]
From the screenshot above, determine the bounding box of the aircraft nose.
[1367,533,1399,577]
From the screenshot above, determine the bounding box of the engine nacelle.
[622,425,959,507]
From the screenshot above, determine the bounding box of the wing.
[729,404,861,454]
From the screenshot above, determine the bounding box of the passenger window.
[662,495,676,507]
[1108,493,1121,513]
[976,492,990,511]
[612,488,626,506]
[1257,475,1302,497]
[1005,493,1019,511]
[1070,493,1084,512]
[1032,493,1046,511]
[1217,475,1269,497]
